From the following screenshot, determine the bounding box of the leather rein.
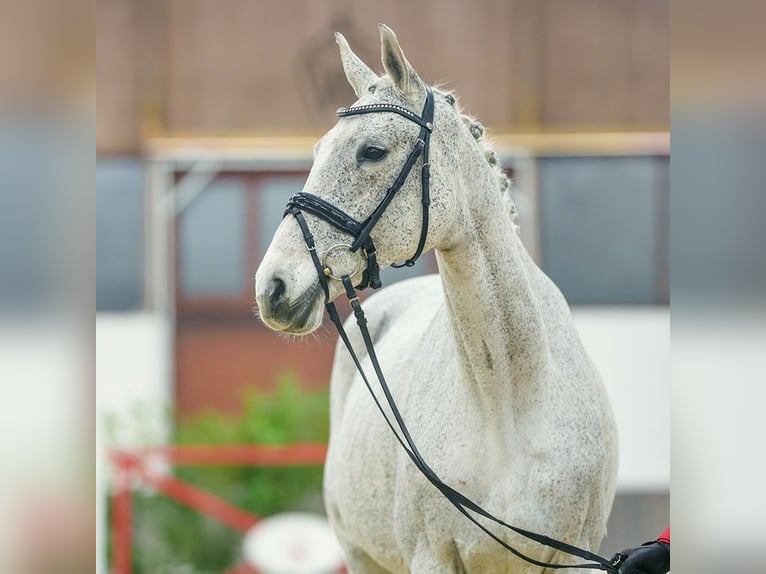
[282,86,620,573]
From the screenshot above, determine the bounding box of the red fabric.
[657,526,670,544]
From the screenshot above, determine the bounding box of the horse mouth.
[259,282,323,335]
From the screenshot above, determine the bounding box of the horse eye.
[362,146,387,161]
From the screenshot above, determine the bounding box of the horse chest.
[324,329,517,565]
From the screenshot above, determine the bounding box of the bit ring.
[321,243,363,280]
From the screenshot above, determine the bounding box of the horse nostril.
[269,278,286,311]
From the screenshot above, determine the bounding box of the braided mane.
[436,88,519,233]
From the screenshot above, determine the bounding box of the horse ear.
[336,32,377,98]
[379,24,424,99]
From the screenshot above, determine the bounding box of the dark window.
[257,176,307,259]
[1,122,76,313]
[179,178,246,296]
[96,159,145,310]
[176,173,307,318]
[540,156,668,304]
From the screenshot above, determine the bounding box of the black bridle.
[282,86,620,574]
[285,86,434,290]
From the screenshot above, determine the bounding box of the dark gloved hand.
[610,540,670,574]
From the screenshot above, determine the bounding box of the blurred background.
[96,1,669,572]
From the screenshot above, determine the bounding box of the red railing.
[108,444,329,574]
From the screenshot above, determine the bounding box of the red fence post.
[107,445,332,574]
[111,460,133,574]
[141,473,260,533]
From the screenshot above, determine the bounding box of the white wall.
[0,322,84,572]
[96,312,173,444]
[572,306,670,492]
[96,311,173,574]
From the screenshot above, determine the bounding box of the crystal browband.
[337,103,433,131]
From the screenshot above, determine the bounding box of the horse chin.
[285,306,323,335]
[260,293,324,336]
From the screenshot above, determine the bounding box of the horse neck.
[435,165,551,408]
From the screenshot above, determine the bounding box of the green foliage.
[130,373,330,574]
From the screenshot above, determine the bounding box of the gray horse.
[256,24,618,574]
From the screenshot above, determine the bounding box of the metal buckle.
[609,553,625,570]
[321,243,363,280]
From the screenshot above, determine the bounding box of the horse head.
[256,25,464,334]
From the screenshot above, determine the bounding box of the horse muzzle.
[255,276,323,334]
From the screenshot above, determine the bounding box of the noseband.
[280,86,619,573]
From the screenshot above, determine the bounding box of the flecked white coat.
[255,24,618,574]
